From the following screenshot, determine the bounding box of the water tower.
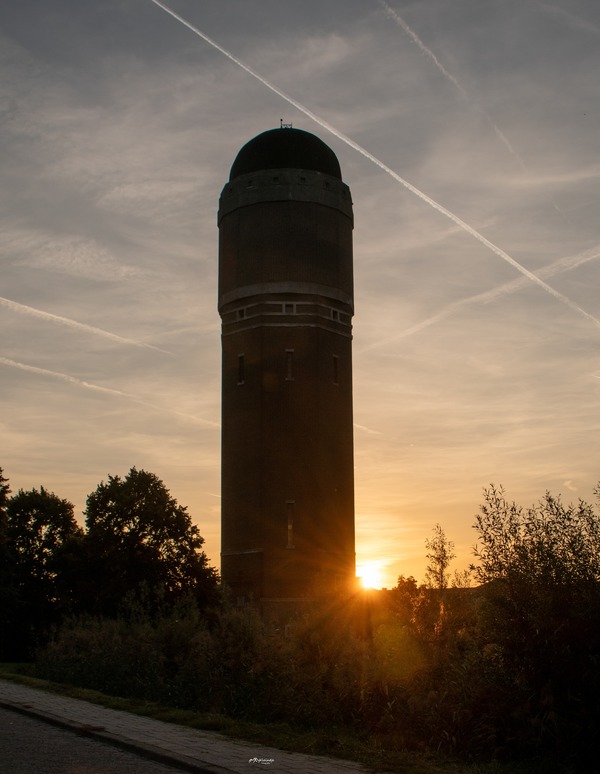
[218,126,355,616]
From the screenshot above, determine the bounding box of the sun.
[357,562,384,590]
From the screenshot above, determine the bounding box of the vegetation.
[425,523,456,592]
[3,485,82,659]
[0,467,219,659]
[1,464,599,771]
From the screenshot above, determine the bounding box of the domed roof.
[229,127,342,181]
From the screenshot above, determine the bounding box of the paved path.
[0,706,184,773]
[0,679,371,774]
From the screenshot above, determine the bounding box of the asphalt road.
[0,706,187,774]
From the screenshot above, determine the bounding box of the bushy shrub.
[32,481,600,771]
[35,599,217,710]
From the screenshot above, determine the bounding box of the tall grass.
[33,588,597,771]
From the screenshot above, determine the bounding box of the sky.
[2,0,599,589]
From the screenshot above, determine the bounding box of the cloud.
[0,295,172,354]
[151,0,600,334]
[0,356,219,427]
[512,166,600,188]
[377,0,525,169]
[359,244,600,352]
[536,2,600,37]
[3,0,600,587]
[4,229,143,282]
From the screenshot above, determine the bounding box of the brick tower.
[218,126,355,616]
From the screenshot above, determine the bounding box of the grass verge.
[0,663,532,774]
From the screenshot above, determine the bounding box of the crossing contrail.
[149,0,600,332]
[377,0,525,169]
[0,295,173,355]
[536,1,600,37]
[362,247,600,350]
[0,356,219,427]
[377,0,466,94]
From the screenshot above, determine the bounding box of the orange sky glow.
[2,1,600,591]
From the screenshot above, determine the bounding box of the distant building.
[218,126,355,617]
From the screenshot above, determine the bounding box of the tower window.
[285,349,294,381]
[333,355,339,385]
[331,309,340,321]
[284,303,294,315]
[237,308,245,320]
[286,501,295,548]
[237,354,245,385]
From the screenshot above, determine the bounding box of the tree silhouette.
[424,523,455,592]
[472,484,600,762]
[0,468,18,659]
[80,468,218,616]
[4,485,81,657]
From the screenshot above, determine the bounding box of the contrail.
[536,2,600,37]
[0,295,173,355]
[362,247,600,350]
[354,422,383,435]
[0,356,219,427]
[378,0,467,96]
[149,0,600,332]
[377,0,525,169]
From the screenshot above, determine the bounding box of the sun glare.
[357,562,383,590]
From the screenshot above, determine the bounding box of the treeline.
[2,467,600,770]
[0,467,219,659]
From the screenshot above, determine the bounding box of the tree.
[393,574,419,619]
[4,485,81,658]
[7,487,81,583]
[0,467,18,659]
[0,467,10,567]
[81,468,218,616]
[0,466,9,521]
[424,523,455,592]
[473,484,600,587]
[471,484,600,764]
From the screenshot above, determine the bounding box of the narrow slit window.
[284,303,294,315]
[285,349,294,381]
[237,354,245,385]
[286,501,295,548]
[333,355,339,385]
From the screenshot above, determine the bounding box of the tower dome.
[229,127,342,181]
